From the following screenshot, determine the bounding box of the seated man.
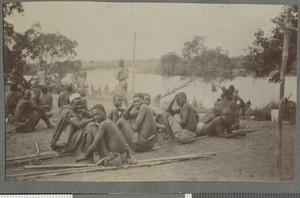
[58,84,73,108]
[39,86,53,117]
[108,94,125,123]
[196,108,246,138]
[143,93,157,116]
[51,93,94,153]
[163,92,198,144]
[117,93,157,152]
[200,89,236,124]
[76,104,135,166]
[14,90,53,132]
[31,89,41,106]
[229,85,245,129]
[241,100,251,120]
[144,93,166,130]
[5,84,22,124]
[77,88,88,110]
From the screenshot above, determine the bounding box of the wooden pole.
[276,5,291,181]
[7,152,217,180]
[132,31,136,93]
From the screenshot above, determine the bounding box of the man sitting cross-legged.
[76,104,135,166]
[108,94,125,123]
[196,108,246,138]
[163,92,198,144]
[14,90,53,132]
[51,93,94,153]
[117,93,157,152]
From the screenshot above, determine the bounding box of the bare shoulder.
[101,119,115,127]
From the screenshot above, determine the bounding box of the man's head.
[223,89,233,101]
[221,107,232,123]
[113,94,123,108]
[118,59,124,67]
[70,93,82,113]
[41,86,49,94]
[133,93,144,110]
[91,104,106,123]
[229,85,235,92]
[10,84,18,92]
[175,92,187,107]
[65,84,73,93]
[77,88,86,97]
[33,89,41,98]
[144,93,151,105]
[23,90,32,100]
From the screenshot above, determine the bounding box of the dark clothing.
[51,108,86,153]
[5,92,19,116]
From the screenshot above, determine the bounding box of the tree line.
[4,3,81,88]
[159,6,297,84]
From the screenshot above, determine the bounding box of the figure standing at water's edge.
[116,59,129,107]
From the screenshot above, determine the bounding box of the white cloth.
[69,93,81,103]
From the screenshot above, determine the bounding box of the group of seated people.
[6,84,54,132]
[6,83,247,166]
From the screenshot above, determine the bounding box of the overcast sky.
[6,2,284,61]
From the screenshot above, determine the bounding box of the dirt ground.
[5,94,295,182]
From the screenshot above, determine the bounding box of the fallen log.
[8,152,217,180]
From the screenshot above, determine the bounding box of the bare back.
[40,93,53,106]
[14,100,37,122]
[214,99,236,116]
[100,119,126,154]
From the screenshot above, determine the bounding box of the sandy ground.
[5,94,295,182]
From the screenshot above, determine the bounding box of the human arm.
[80,109,93,118]
[111,109,120,123]
[166,97,180,115]
[76,123,105,161]
[215,119,245,138]
[123,103,136,120]
[131,105,147,131]
[68,116,94,130]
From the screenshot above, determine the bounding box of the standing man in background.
[116,59,129,107]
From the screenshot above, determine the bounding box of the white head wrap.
[69,93,81,103]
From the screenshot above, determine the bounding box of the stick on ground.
[8,152,217,180]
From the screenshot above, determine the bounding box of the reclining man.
[51,93,94,153]
[196,108,246,138]
[163,92,198,144]
[117,93,157,152]
[76,104,135,166]
[200,89,236,125]
[14,90,53,132]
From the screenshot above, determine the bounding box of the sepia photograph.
[3,2,297,182]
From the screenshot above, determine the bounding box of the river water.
[80,69,297,109]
